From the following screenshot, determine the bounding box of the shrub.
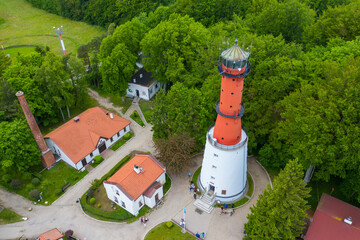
[93,155,104,164]
[65,230,74,238]
[29,189,41,200]
[123,132,132,140]
[32,178,40,186]
[33,172,43,180]
[97,203,102,208]
[166,221,174,228]
[10,179,22,189]
[22,172,32,181]
[90,198,96,205]
[2,174,11,184]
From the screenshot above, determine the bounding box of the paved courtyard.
[0,91,271,240]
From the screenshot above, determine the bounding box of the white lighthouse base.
[199,126,248,202]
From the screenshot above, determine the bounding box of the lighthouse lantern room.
[199,40,250,202]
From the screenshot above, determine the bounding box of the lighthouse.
[199,40,250,202]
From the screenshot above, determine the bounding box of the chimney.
[134,165,140,174]
[16,91,56,168]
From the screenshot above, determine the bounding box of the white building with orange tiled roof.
[103,154,166,216]
[44,107,131,170]
[37,228,63,240]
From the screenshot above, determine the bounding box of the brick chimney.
[16,91,56,168]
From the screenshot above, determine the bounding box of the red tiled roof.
[45,107,130,164]
[106,154,165,200]
[143,181,162,198]
[39,228,63,240]
[305,193,360,240]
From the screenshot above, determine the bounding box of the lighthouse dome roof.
[221,40,249,62]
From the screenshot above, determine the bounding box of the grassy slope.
[0,208,23,225]
[0,0,105,56]
[145,222,196,240]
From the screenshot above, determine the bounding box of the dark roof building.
[130,68,154,87]
[305,193,360,240]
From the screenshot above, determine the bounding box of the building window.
[211,176,215,180]
[90,152,93,157]
[214,153,218,157]
[117,132,120,137]
[121,201,126,208]
[156,84,159,89]
[128,88,132,93]
[139,201,143,207]
[110,137,113,142]
[116,190,119,196]
[114,197,118,203]
[212,165,217,169]
[222,190,226,195]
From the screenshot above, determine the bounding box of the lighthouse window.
[211,176,215,180]
[214,153,218,157]
[222,190,226,195]
[212,165,217,169]
[226,123,228,125]
[231,92,234,95]
[221,137,224,140]
[230,106,232,108]
[221,102,223,105]
[237,136,240,139]
[222,89,224,92]
[232,79,235,81]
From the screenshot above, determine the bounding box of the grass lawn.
[139,99,155,123]
[0,0,105,56]
[0,207,23,225]
[145,222,196,240]
[163,174,171,195]
[1,161,88,205]
[130,110,145,127]
[90,87,133,114]
[246,173,254,198]
[5,46,37,57]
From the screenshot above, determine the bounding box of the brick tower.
[16,91,56,168]
[199,40,250,202]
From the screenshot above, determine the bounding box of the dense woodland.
[1,0,360,209]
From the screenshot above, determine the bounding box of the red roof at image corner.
[305,193,360,240]
[39,228,63,240]
[106,154,165,200]
[45,107,130,164]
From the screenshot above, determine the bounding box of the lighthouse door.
[209,184,215,192]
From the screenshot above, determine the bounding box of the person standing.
[194,193,197,200]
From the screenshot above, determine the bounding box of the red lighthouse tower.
[213,39,250,145]
[198,40,250,204]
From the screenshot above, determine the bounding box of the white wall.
[144,172,166,208]
[104,182,137,215]
[126,81,162,100]
[200,128,248,202]
[46,124,131,171]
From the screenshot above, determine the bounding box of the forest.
[1,0,359,207]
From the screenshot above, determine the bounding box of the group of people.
[140,217,149,226]
[189,181,198,199]
[195,232,205,239]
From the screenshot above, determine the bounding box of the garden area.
[130,110,145,127]
[80,154,172,222]
[139,99,155,123]
[110,132,134,151]
[0,161,88,205]
[145,221,196,240]
[0,207,23,225]
[89,87,133,114]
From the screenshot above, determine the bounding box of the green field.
[0,0,105,56]
[145,222,196,240]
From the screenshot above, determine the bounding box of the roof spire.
[235,39,238,45]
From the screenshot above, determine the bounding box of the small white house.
[126,68,162,100]
[45,107,131,171]
[37,228,63,240]
[104,153,166,216]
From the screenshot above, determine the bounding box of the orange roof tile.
[39,228,63,240]
[45,107,130,164]
[106,154,165,200]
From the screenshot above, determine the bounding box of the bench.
[61,182,71,192]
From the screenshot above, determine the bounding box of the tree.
[270,57,360,203]
[0,119,41,173]
[66,55,87,106]
[154,133,196,173]
[244,159,310,239]
[304,0,360,49]
[246,0,315,43]
[0,78,18,121]
[35,53,73,121]
[100,44,137,96]
[141,14,211,87]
